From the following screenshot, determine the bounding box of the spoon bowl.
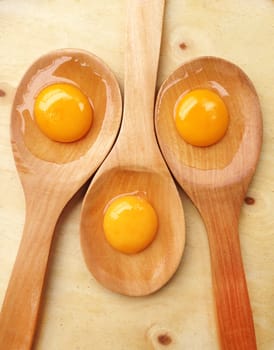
[0,49,122,350]
[81,156,185,296]
[80,0,185,296]
[155,56,262,349]
[12,48,121,165]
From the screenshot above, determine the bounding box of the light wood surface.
[0,1,273,349]
[80,0,185,297]
[155,56,262,349]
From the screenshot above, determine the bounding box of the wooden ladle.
[155,56,262,349]
[80,0,185,296]
[0,49,122,350]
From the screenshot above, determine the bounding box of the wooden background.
[0,1,273,349]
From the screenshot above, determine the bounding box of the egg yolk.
[174,89,229,147]
[34,83,93,142]
[103,195,158,254]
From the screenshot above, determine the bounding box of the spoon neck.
[119,0,165,145]
[193,183,246,235]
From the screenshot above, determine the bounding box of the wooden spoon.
[80,0,185,296]
[155,56,262,349]
[0,49,122,350]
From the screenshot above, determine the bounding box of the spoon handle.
[197,186,257,349]
[0,196,63,350]
[119,0,165,157]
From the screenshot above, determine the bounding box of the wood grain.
[0,0,273,349]
[0,49,121,349]
[80,0,185,296]
[155,56,262,349]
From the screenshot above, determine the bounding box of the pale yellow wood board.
[0,1,273,349]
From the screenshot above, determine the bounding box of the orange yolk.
[34,83,93,142]
[174,89,229,147]
[103,195,158,254]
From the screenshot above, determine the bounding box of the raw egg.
[34,83,93,142]
[103,195,158,254]
[174,88,229,147]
